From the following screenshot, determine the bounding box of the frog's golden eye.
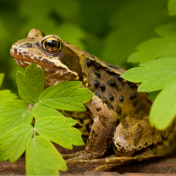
[43,37,62,52]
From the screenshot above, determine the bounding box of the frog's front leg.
[64,95,118,160]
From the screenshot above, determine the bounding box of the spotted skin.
[10,28,176,170]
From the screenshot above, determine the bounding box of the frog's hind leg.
[66,125,176,171]
[66,142,175,171]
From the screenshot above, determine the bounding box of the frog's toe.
[65,150,94,163]
[62,151,84,159]
[66,157,106,165]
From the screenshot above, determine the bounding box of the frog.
[10,28,176,171]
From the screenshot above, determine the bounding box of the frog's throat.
[10,44,79,86]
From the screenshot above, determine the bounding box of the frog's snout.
[10,43,18,58]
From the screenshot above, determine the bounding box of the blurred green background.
[0,0,173,94]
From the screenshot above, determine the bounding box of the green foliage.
[17,63,45,104]
[32,103,64,120]
[0,74,4,88]
[0,124,33,162]
[0,90,17,103]
[26,136,67,176]
[39,81,94,111]
[121,0,176,130]
[35,116,84,149]
[122,58,176,92]
[0,63,93,175]
[122,58,176,130]
[0,100,33,136]
[128,23,176,64]
[0,74,16,104]
[102,0,168,66]
[168,0,176,16]
[150,81,176,130]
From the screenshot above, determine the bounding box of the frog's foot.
[64,150,96,161]
[65,154,132,166]
[63,150,93,160]
[62,151,84,159]
[65,154,131,171]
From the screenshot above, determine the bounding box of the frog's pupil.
[47,40,58,48]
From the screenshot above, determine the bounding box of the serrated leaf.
[32,103,64,120]
[121,58,176,92]
[17,63,45,104]
[35,116,84,149]
[39,81,94,111]
[0,90,17,104]
[0,124,33,162]
[26,136,67,176]
[0,100,33,136]
[168,0,176,16]
[128,23,176,64]
[0,73,4,88]
[149,81,176,130]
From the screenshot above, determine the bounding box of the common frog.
[10,28,176,170]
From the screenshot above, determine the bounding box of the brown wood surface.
[0,151,176,175]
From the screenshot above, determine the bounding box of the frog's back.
[68,44,152,122]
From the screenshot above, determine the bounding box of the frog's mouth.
[10,45,79,87]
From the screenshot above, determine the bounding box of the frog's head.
[10,28,85,87]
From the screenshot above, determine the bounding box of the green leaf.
[0,90,17,104]
[155,23,176,38]
[168,0,176,16]
[35,116,84,149]
[0,73,4,88]
[0,124,33,162]
[147,91,160,100]
[26,136,67,176]
[0,100,33,136]
[32,103,64,120]
[102,0,167,66]
[39,81,94,111]
[149,81,176,130]
[16,63,45,104]
[121,58,176,92]
[128,23,176,64]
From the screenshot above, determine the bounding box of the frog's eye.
[42,37,62,52]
